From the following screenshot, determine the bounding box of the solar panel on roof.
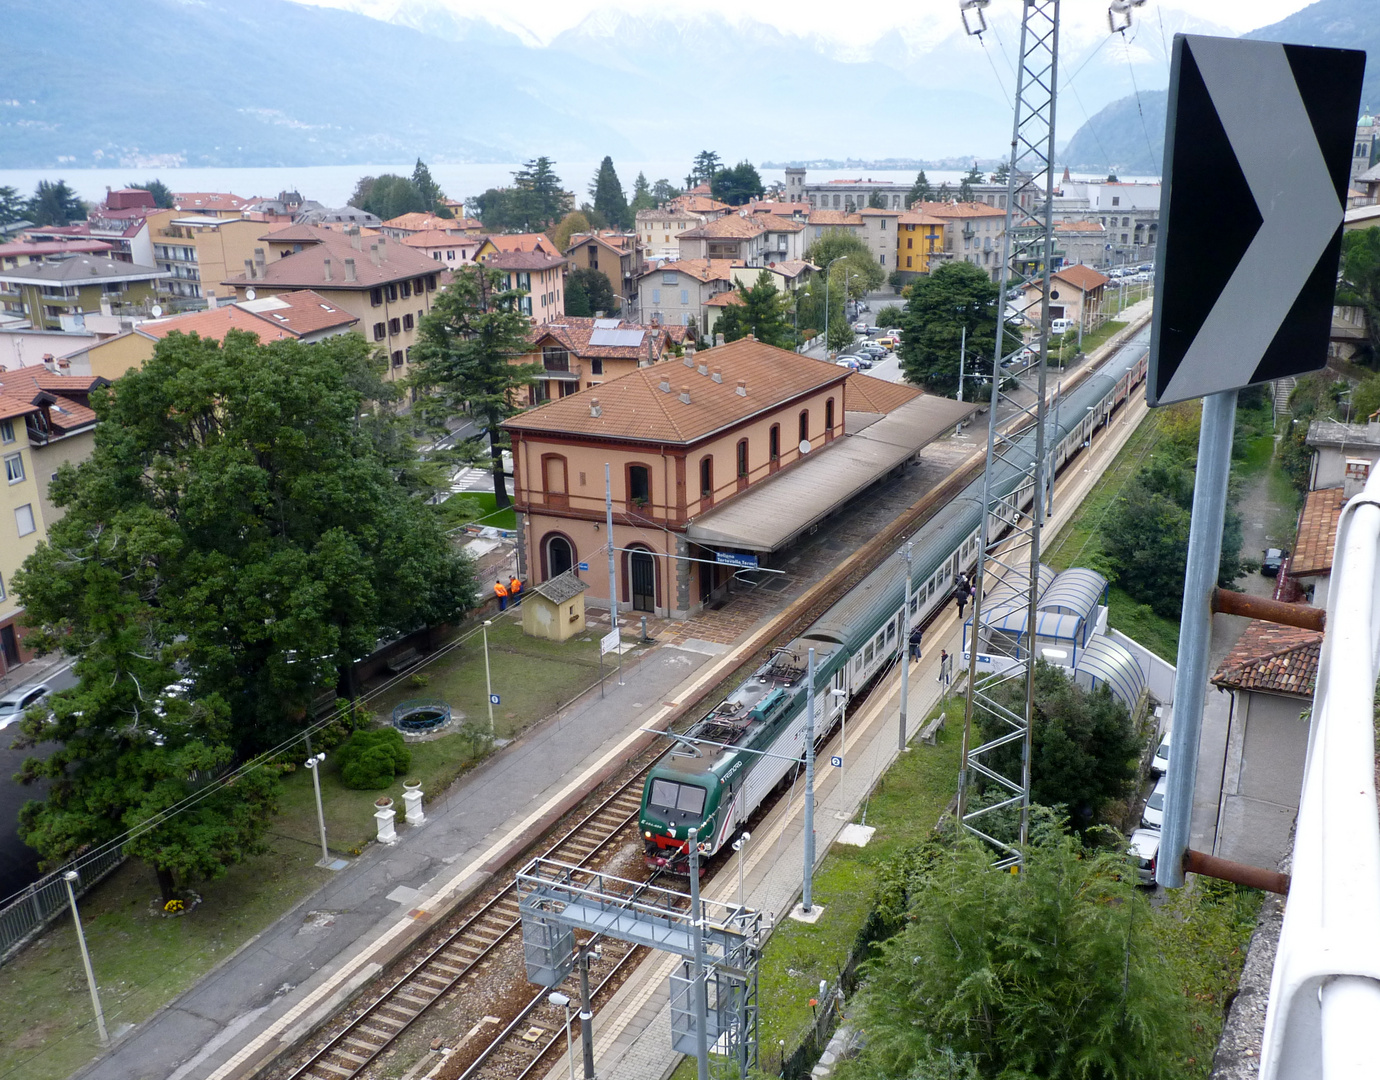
[592,318,620,329]
[589,328,646,347]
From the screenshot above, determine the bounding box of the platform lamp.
[63,870,108,1046]
[548,992,576,1080]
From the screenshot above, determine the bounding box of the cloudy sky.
[299,0,1318,46]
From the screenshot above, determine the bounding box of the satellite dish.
[799,440,812,455]
[150,305,163,318]
[245,288,257,300]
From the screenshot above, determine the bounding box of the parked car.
[852,320,870,333]
[1128,828,1161,886]
[1141,774,1169,830]
[0,682,50,730]
[876,333,900,349]
[858,343,887,359]
[1150,729,1172,776]
[836,357,862,370]
[1261,548,1287,576]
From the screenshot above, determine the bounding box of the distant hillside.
[1243,0,1380,109]
[1061,92,1167,176]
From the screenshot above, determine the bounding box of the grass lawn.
[3,619,608,1080]
[445,489,517,532]
[1074,319,1127,357]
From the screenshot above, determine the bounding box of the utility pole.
[802,648,817,912]
[899,543,912,751]
[605,463,622,686]
[688,828,709,1080]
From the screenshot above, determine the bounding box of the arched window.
[700,455,713,501]
[769,424,780,462]
[541,454,568,508]
[798,409,810,445]
[544,533,575,579]
[736,439,749,477]
[628,463,650,507]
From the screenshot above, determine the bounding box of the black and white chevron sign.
[1148,34,1365,407]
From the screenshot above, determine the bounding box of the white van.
[1050,318,1072,335]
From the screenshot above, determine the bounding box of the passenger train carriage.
[640,339,1150,873]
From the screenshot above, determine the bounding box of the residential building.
[380,213,483,240]
[150,215,274,305]
[805,210,865,246]
[894,211,947,276]
[295,206,382,229]
[913,201,1008,279]
[0,255,166,330]
[637,206,711,259]
[1210,620,1320,869]
[1052,180,1160,268]
[171,192,252,219]
[563,233,645,311]
[474,233,560,260]
[665,194,731,218]
[860,207,901,269]
[788,170,909,212]
[0,370,105,673]
[1050,219,1109,269]
[1287,486,1346,607]
[519,316,688,403]
[222,227,440,379]
[635,259,738,331]
[501,337,973,617]
[1305,420,1380,488]
[402,231,482,265]
[26,204,163,266]
[241,190,320,221]
[1017,264,1109,332]
[677,214,804,266]
[484,249,567,324]
[728,261,814,297]
[0,238,113,270]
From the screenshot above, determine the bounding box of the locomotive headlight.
[644,830,652,839]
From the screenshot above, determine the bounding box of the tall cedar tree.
[853,822,1192,1079]
[710,161,765,206]
[410,265,542,510]
[564,272,591,317]
[630,172,655,213]
[589,157,631,231]
[511,157,571,231]
[690,150,722,186]
[958,162,985,202]
[907,169,932,207]
[567,267,615,315]
[27,179,84,226]
[898,261,1001,393]
[0,185,27,225]
[412,158,444,214]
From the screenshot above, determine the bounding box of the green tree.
[867,190,887,209]
[897,261,1001,393]
[714,300,746,343]
[935,181,952,202]
[630,172,655,214]
[468,187,517,231]
[690,150,722,186]
[1351,372,1380,420]
[412,158,444,213]
[350,174,426,220]
[852,822,1191,1080]
[411,265,542,510]
[958,162,985,203]
[975,662,1139,828]
[564,272,591,317]
[552,210,592,254]
[1339,227,1380,363]
[125,179,174,208]
[27,179,85,226]
[511,157,572,231]
[802,230,885,294]
[589,156,631,231]
[991,161,1010,184]
[908,170,932,207]
[875,304,904,328]
[568,267,616,315]
[723,270,794,348]
[0,185,27,225]
[651,179,682,203]
[710,161,765,206]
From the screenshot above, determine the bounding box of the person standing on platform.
[938,648,951,686]
[508,574,523,605]
[909,625,924,661]
[955,578,971,619]
[494,578,509,611]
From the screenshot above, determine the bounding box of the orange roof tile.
[503,337,849,445]
[680,215,768,239]
[139,306,298,345]
[0,394,38,422]
[844,373,923,414]
[1212,620,1322,696]
[482,233,559,255]
[705,291,744,307]
[1051,265,1110,290]
[224,232,438,291]
[381,212,462,233]
[913,200,1006,219]
[0,370,102,431]
[808,211,864,227]
[528,317,679,361]
[1291,487,1346,576]
[235,290,360,336]
[401,230,480,250]
[638,259,739,284]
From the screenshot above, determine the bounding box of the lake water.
[0,162,980,209]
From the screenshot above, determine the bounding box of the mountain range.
[0,0,1372,171]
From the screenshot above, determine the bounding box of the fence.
[0,843,126,965]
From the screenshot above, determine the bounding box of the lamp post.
[549,992,576,1080]
[957,324,967,402]
[305,752,330,867]
[63,871,108,1047]
[899,542,912,751]
[732,831,751,910]
[482,620,495,736]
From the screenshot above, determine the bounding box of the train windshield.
[648,779,707,815]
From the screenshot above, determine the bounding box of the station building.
[501,337,975,619]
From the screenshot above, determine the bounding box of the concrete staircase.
[1274,376,1297,416]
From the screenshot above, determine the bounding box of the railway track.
[281,784,647,1080]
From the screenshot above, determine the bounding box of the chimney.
[679,385,691,404]
[253,247,265,277]
[323,258,332,282]
[244,258,255,279]
[350,227,362,251]
[746,333,756,341]
[378,235,387,254]
[697,362,708,376]
[344,257,356,282]
[735,379,747,397]
[589,397,601,418]
[659,377,672,393]
[711,368,722,383]
[369,243,380,266]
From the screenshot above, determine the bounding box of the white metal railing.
[1261,468,1380,1077]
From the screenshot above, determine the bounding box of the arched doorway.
[546,534,574,579]
[630,550,656,612]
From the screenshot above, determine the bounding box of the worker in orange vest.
[508,574,523,605]
[493,578,509,611]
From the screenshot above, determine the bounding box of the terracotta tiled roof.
[529,317,676,361]
[485,250,566,271]
[381,212,461,233]
[0,370,103,431]
[680,215,767,240]
[705,291,744,307]
[1212,620,1323,697]
[138,306,298,345]
[1055,219,1106,232]
[401,230,479,250]
[859,207,902,216]
[1050,265,1110,291]
[482,233,559,255]
[173,192,250,212]
[638,259,739,284]
[757,214,805,233]
[566,231,636,255]
[897,210,948,227]
[235,290,359,335]
[0,394,39,422]
[771,260,816,278]
[503,337,849,444]
[748,201,810,216]
[914,201,1007,219]
[808,211,865,227]
[844,373,923,414]
[667,195,731,214]
[259,224,329,243]
[1291,487,1346,576]
[224,232,438,290]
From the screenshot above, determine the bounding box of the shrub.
[338,727,412,789]
[875,304,904,328]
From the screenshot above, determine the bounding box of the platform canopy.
[1074,634,1147,709]
[685,394,977,553]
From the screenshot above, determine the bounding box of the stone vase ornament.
[402,781,425,826]
[374,796,397,845]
